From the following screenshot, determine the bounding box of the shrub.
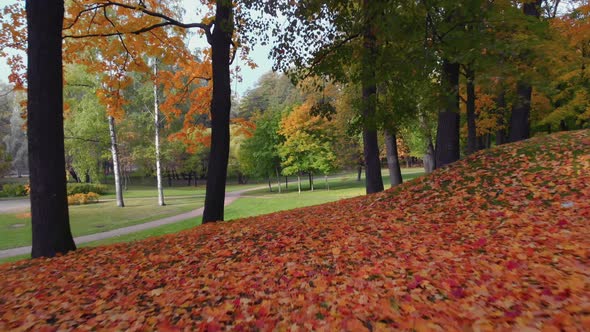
[67,183,107,195]
[0,183,28,197]
[67,192,100,205]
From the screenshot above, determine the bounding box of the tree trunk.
[309,172,314,191]
[357,165,362,181]
[202,1,233,223]
[122,166,128,191]
[495,88,508,145]
[508,0,541,142]
[325,175,330,190]
[68,167,80,183]
[508,82,532,142]
[267,176,273,192]
[465,66,478,155]
[153,60,165,206]
[275,166,281,193]
[27,0,76,258]
[361,0,384,194]
[384,129,403,187]
[297,173,301,194]
[559,119,568,131]
[285,176,288,189]
[108,116,124,207]
[419,110,435,173]
[435,60,460,168]
[423,139,435,174]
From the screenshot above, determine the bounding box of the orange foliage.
[1,130,588,330]
[1,1,215,144]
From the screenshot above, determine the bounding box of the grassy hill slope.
[1,130,589,331]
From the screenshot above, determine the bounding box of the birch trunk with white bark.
[153,61,165,206]
[108,115,124,207]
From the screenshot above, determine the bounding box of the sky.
[0,0,274,97]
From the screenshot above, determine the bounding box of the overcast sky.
[0,0,273,97]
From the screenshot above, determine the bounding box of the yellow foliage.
[67,192,100,205]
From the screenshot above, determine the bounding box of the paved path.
[0,186,264,259]
[0,198,30,213]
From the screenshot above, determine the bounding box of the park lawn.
[0,196,203,250]
[0,170,423,252]
[0,131,588,330]
[100,182,262,199]
[72,169,424,249]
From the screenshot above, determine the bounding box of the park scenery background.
[0,0,589,330]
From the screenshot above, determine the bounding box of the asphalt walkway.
[0,186,263,259]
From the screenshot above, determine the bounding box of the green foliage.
[67,183,108,195]
[64,64,110,182]
[238,72,303,118]
[0,183,27,197]
[278,102,337,176]
[238,109,284,178]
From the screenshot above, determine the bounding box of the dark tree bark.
[508,82,532,142]
[27,0,76,258]
[508,0,541,142]
[559,119,569,131]
[68,167,80,183]
[384,130,402,187]
[465,66,478,155]
[435,60,460,168]
[202,1,233,223]
[495,88,508,145]
[361,0,384,194]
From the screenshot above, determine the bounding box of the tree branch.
[62,1,213,42]
[302,33,361,80]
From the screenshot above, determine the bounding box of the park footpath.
[0,186,263,259]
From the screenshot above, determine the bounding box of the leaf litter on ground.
[1,130,589,331]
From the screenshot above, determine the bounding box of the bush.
[67,183,107,195]
[67,192,100,205]
[0,183,28,197]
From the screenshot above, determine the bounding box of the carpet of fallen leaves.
[1,130,589,331]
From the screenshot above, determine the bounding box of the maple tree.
[1,129,588,330]
[278,100,337,193]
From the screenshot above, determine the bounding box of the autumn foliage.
[1,130,589,330]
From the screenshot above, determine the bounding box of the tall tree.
[360,0,384,194]
[26,0,76,258]
[108,115,125,207]
[508,0,543,142]
[202,1,233,222]
[153,60,165,206]
[435,60,461,168]
[384,130,403,187]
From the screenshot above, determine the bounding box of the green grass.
[0,195,204,250]
[100,183,261,199]
[0,168,424,262]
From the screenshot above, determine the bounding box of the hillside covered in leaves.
[1,130,589,331]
